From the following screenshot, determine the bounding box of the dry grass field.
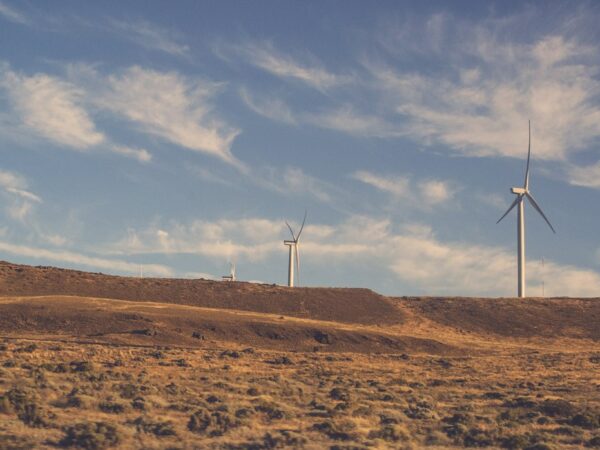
[0,261,599,449]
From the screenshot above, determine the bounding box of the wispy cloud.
[239,88,297,125]
[100,66,242,168]
[0,1,29,25]
[256,166,334,203]
[369,24,600,162]
[352,171,409,197]
[112,219,284,261]
[567,162,600,189]
[110,145,152,163]
[240,89,401,139]
[107,19,190,57]
[1,63,242,166]
[0,169,41,203]
[225,41,350,91]
[0,169,41,222]
[352,170,456,207]
[309,106,402,138]
[0,68,105,150]
[0,241,173,277]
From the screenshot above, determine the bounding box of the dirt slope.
[0,295,456,354]
[0,261,402,325]
[393,296,600,340]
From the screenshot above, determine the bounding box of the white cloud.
[239,88,297,125]
[0,169,40,202]
[111,145,152,163]
[240,90,401,139]
[0,1,29,25]
[256,167,333,203]
[0,169,41,222]
[1,63,236,165]
[0,241,173,277]
[105,214,600,296]
[567,161,600,189]
[303,216,600,297]
[227,41,350,91]
[114,218,283,261]
[418,179,453,205]
[369,30,600,162]
[352,170,409,197]
[352,170,456,207]
[0,69,104,149]
[100,66,242,168]
[108,19,190,57]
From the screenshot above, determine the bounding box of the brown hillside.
[393,296,600,340]
[0,261,402,325]
[1,261,599,348]
[0,296,456,354]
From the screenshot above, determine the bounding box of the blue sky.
[1,0,600,296]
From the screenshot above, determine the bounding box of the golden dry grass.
[0,331,599,449]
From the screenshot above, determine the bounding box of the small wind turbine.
[283,211,307,287]
[497,121,555,298]
[222,262,236,282]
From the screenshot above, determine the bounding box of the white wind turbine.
[497,121,555,298]
[221,262,236,282]
[283,211,307,287]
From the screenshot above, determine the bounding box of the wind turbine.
[283,211,307,287]
[222,262,236,282]
[497,121,555,298]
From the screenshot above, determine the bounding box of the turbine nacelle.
[511,187,527,195]
[283,240,296,246]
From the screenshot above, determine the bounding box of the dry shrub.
[188,409,237,436]
[368,424,410,442]
[130,416,176,436]
[3,387,50,427]
[60,422,120,449]
[311,419,357,441]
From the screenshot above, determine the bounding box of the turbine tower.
[283,211,307,287]
[222,262,236,282]
[497,121,555,298]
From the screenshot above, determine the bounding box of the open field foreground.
[0,262,599,449]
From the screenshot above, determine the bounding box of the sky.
[1,0,600,297]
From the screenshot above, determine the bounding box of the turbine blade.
[296,210,307,241]
[525,192,556,233]
[295,243,300,286]
[285,220,296,240]
[524,120,531,190]
[496,197,520,224]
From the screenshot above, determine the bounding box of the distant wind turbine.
[222,262,236,282]
[283,211,307,287]
[497,121,555,298]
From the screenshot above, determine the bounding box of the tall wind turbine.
[283,211,307,287]
[497,121,555,298]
